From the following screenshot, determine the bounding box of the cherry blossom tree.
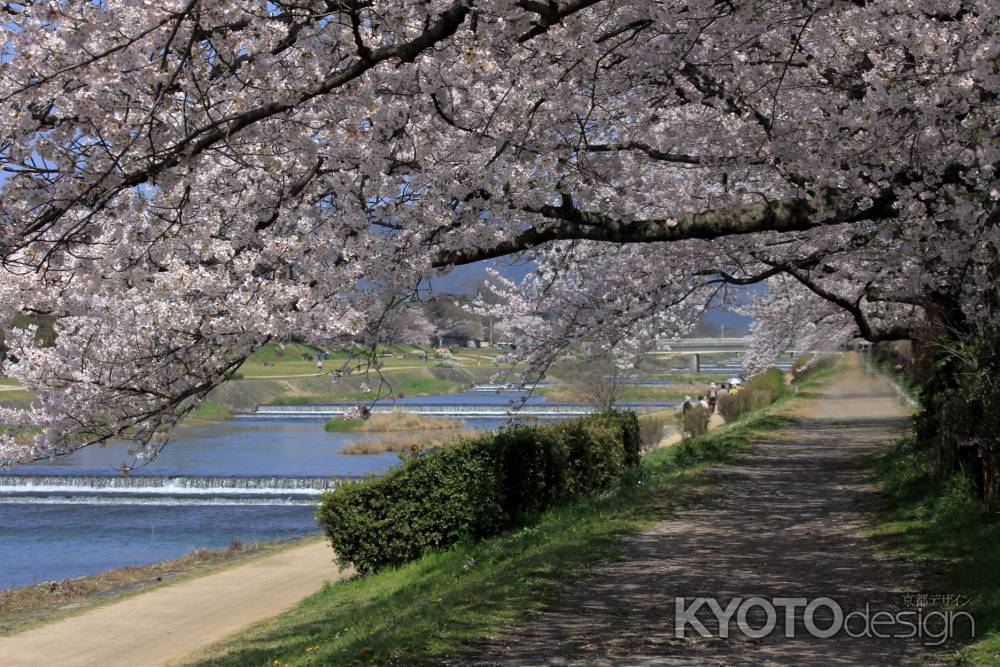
[377,304,435,346]
[0,0,997,464]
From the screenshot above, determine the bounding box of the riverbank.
[0,540,340,667]
[0,535,319,637]
[204,366,496,414]
[0,360,501,425]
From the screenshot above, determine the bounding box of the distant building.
[438,333,497,349]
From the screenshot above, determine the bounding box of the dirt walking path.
[0,539,347,667]
[461,359,935,666]
[659,412,725,448]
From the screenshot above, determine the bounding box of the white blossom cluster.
[0,1,997,462]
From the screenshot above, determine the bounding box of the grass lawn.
[0,376,22,386]
[449,348,506,364]
[651,372,733,383]
[239,343,435,379]
[182,409,791,667]
[617,385,692,402]
[185,401,235,424]
[247,342,329,363]
[536,381,723,403]
[239,341,519,381]
[535,384,690,402]
[239,360,332,378]
[264,372,463,404]
[0,388,35,403]
[239,343,408,379]
[239,358,444,380]
[870,437,1000,665]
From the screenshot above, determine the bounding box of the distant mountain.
[427,258,533,295]
[430,258,752,338]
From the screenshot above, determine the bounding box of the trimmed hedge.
[317,411,641,574]
[717,368,787,423]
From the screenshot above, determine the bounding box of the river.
[1,392,677,589]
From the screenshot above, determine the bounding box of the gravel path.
[459,359,938,666]
[0,540,346,667]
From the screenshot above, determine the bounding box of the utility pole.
[478,289,494,347]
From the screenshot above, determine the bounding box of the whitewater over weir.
[0,474,346,508]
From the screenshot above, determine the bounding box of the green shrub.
[717,368,787,423]
[638,410,672,450]
[745,368,785,396]
[681,404,710,437]
[316,437,506,575]
[318,412,641,574]
[716,392,745,423]
[586,410,642,468]
[907,335,1000,509]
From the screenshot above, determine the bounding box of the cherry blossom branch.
[434,187,898,267]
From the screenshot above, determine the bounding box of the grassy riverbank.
[0,536,321,637]
[206,366,497,414]
[182,408,790,666]
[871,436,1000,665]
[186,401,235,424]
[537,383,694,402]
[323,413,464,433]
[338,430,478,455]
[326,412,476,455]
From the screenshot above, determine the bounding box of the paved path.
[0,540,347,667]
[461,359,936,665]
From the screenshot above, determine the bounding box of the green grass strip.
[184,411,790,667]
[870,436,1000,666]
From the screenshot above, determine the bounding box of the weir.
[0,474,345,496]
[468,384,535,393]
[243,403,672,418]
[248,404,597,418]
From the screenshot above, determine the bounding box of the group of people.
[682,380,743,414]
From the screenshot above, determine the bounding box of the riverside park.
[1,2,999,666]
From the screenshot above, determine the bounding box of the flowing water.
[1,393,678,588]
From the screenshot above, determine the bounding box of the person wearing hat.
[707,382,718,413]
